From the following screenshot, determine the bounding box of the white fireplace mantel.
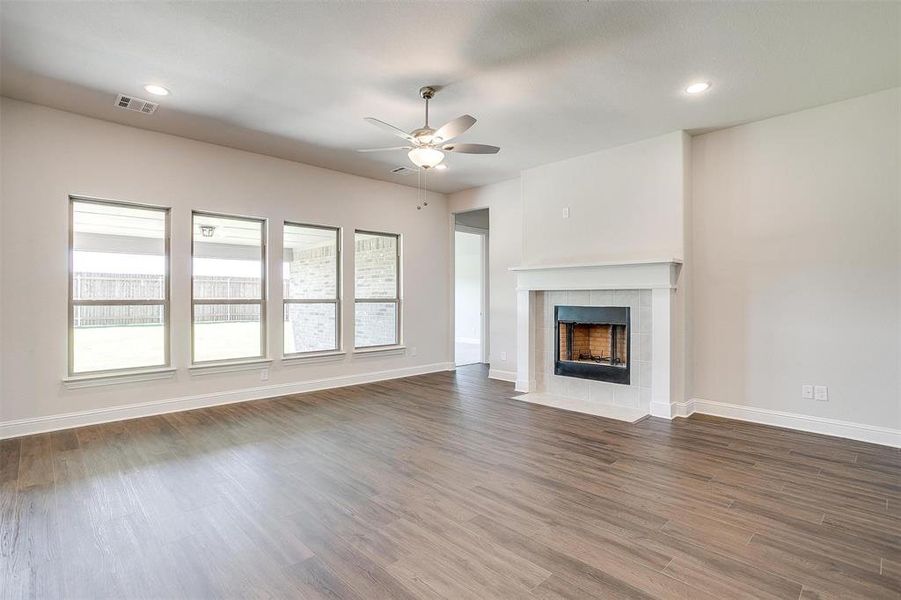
[511,258,682,292]
[511,259,683,420]
[510,257,682,270]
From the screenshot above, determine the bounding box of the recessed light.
[144,84,170,96]
[685,81,711,95]
[434,164,448,171]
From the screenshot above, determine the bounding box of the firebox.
[554,305,630,384]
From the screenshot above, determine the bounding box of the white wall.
[0,98,450,428]
[521,131,687,265]
[449,135,691,386]
[448,90,899,440]
[12,84,892,439]
[448,179,522,381]
[454,230,483,345]
[520,130,691,405]
[691,88,900,429]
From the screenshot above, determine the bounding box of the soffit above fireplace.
[511,259,682,292]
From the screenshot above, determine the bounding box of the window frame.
[353,229,402,349]
[190,210,268,365]
[282,221,342,357]
[68,195,171,377]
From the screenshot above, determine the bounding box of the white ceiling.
[1,2,898,194]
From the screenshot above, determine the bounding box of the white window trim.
[188,358,272,375]
[191,211,268,365]
[68,195,171,378]
[354,230,402,350]
[63,367,177,389]
[282,350,347,365]
[352,345,406,357]
[283,222,342,358]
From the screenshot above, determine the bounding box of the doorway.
[454,209,489,366]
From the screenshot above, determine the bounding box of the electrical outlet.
[500,351,507,361]
[260,368,269,382]
[801,385,813,399]
[814,385,828,401]
[411,346,417,356]
[562,207,570,219]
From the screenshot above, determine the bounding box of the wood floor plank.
[3,365,897,598]
[15,434,53,490]
[743,531,900,599]
[0,439,22,485]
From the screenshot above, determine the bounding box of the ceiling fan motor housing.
[411,127,436,144]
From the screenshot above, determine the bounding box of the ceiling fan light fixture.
[408,147,444,169]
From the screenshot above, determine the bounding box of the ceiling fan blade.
[390,166,420,176]
[443,143,500,154]
[364,117,415,141]
[356,146,412,153]
[433,114,476,142]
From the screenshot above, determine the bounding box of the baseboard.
[650,399,694,419]
[0,362,455,440]
[683,397,900,448]
[488,368,516,383]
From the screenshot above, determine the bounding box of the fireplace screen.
[554,305,630,384]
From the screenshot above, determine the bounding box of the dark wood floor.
[2,365,899,599]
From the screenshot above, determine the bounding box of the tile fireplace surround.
[511,260,683,422]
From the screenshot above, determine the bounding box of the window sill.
[282,350,346,365]
[188,358,272,375]
[353,345,406,357]
[63,367,177,389]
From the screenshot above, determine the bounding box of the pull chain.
[416,166,430,210]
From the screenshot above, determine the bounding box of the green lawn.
[72,322,291,371]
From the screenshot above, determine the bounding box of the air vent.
[115,94,159,114]
[391,166,417,176]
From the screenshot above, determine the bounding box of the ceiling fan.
[357,86,500,170]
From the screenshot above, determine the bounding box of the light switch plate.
[801,385,813,399]
[562,207,570,218]
[814,385,828,401]
[500,351,507,361]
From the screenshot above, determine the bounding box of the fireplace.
[555,305,630,384]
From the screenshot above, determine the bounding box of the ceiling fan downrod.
[420,86,436,128]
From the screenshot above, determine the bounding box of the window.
[283,223,340,355]
[192,212,266,363]
[69,197,169,375]
[354,230,400,348]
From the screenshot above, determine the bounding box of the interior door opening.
[454,210,488,366]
